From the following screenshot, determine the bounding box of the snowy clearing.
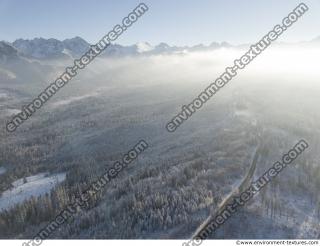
[0,172,66,212]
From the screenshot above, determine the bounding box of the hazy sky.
[1,0,319,45]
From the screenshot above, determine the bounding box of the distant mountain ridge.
[7,37,234,59]
[12,37,90,59]
[0,42,19,62]
[0,36,319,60]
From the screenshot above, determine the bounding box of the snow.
[13,38,64,59]
[13,37,90,59]
[50,92,99,108]
[135,42,153,53]
[0,172,66,212]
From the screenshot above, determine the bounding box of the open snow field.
[0,173,66,212]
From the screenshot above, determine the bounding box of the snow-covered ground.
[0,167,6,175]
[50,91,99,108]
[0,172,66,212]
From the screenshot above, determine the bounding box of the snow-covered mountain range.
[0,42,19,62]
[0,36,319,61]
[1,37,234,60]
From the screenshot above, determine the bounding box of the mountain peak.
[135,42,153,53]
[62,37,90,55]
[12,38,64,59]
[157,42,170,48]
[0,42,18,62]
[12,37,90,59]
[65,36,82,40]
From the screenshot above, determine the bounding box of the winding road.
[191,144,261,239]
